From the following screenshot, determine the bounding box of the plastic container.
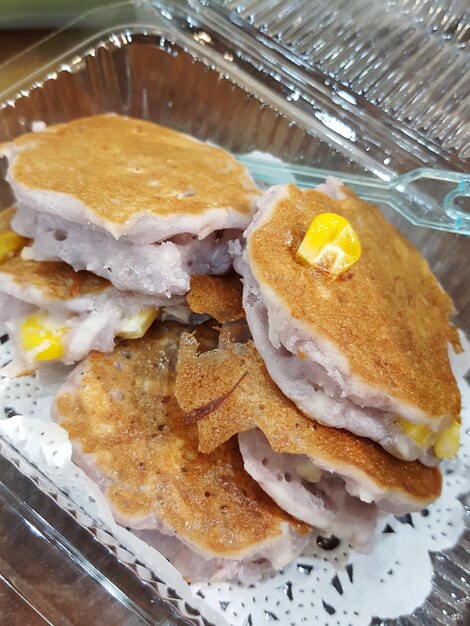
[0,1,468,624]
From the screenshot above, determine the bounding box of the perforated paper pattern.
[0,334,468,626]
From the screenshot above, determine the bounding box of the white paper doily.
[0,332,469,626]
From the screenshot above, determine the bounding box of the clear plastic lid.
[0,2,468,625]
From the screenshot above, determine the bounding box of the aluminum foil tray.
[0,1,468,624]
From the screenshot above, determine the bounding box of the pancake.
[3,114,258,235]
[53,322,310,582]
[234,181,461,464]
[175,324,442,551]
[0,208,180,375]
[176,328,442,508]
[2,114,260,297]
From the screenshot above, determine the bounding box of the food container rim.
[0,0,468,179]
[0,3,468,625]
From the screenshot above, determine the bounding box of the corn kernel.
[434,421,460,459]
[20,312,67,361]
[295,213,361,276]
[398,419,435,450]
[0,230,27,262]
[296,459,322,483]
[117,308,159,340]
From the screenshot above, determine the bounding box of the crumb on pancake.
[188,273,244,323]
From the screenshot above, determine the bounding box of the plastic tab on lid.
[239,154,470,236]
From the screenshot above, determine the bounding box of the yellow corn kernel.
[434,421,460,460]
[20,312,67,361]
[398,419,435,450]
[117,308,159,340]
[295,213,361,276]
[296,459,322,483]
[0,230,27,262]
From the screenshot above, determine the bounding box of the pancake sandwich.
[53,322,310,583]
[2,114,260,297]
[0,207,181,375]
[175,322,443,553]
[233,181,461,465]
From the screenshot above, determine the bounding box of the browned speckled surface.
[248,184,461,423]
[176,328,442,508]
[5,115,260,226]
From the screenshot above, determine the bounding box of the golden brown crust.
[175,330,442,506]
[188,273,244,323]
[55,323,308,558]
[7,115,260,225]
[0,255,110,299]
[248,184,461,421]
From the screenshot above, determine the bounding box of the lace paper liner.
[0,334,469,626]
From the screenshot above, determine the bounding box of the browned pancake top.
[188,273,244,323]
[175,329,442,506]
[7,115,259,225]
[0,207,110,300]
[248,184,461,421]
[55,323,308,557]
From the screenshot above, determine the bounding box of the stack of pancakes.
[0,114,259,374]
[0,115,461,583]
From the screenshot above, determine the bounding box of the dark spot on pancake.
[53,230,67,241]
[184,371,247,424]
